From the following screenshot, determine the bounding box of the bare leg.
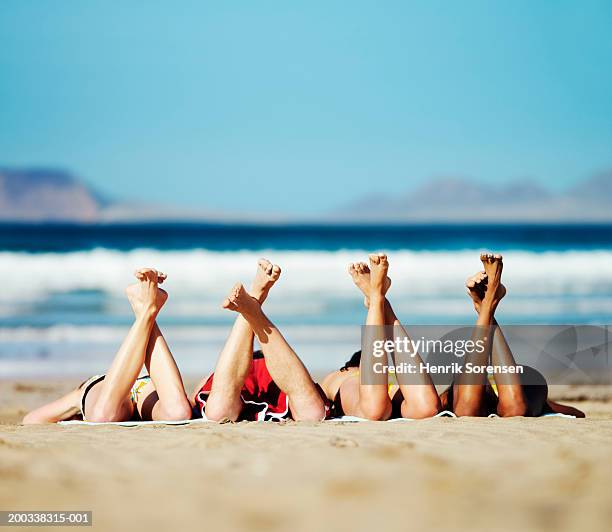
[453,253,505,417]
[352,253,393,420]
[85,269,162,422]
[465,270,582,417]
[223,283,325,421]
[203,259,281,421]
[349,261,441,418]
[125,271,191,421]
[466,270,527,416]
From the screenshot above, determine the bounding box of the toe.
[135,268,148,280]
[258,258,271,273]
[142,268,158,281]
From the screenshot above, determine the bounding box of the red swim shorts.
[195,351,329,421]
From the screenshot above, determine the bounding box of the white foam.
[1,248,611,304]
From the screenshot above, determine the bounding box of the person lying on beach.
[319,253,442,420]
[22,268,192,424]
[439,253,585,418]
[191,259,328,422]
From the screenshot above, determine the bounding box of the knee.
[86,403,126,423]
[292,401,326,422]
[453,399,481,417]
[403,401,440,420]
[204,401,240,423]
[161,400,192,421]
[87,409,122,423]
[360,400,391,421]
[497,400,527,418]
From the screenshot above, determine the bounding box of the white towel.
[59,418,211,427]
[57,409,575,426]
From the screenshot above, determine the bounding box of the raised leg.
[84,269,163,422]
[453,253,505,417]
[466,271,532,417]
[125,271,192,421]
[349,253,393,420]
[203,259,281,421]
[348,261,441,418]
[223,283,325,421]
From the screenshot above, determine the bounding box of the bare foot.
[126,284,168,315]
[479,253,506,310]
[251,258,281,303]
[137,268,162,315]
[126,268,168,315]
[134,268,167,284]
[222,283,261,316]
[465,270,488,313]
[368,253,389,296]
[348,262,391,307]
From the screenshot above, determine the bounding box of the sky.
[1,1,611,215]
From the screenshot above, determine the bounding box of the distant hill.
[0,167,257,223]
[1,166,611,223]
[0,168,103,221]
[334,171,612,222]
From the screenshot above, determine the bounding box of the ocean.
[2,222,612,377]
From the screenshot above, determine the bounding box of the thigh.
[134,379,160,420]
[191,374,213,404]
[83,381,134,421]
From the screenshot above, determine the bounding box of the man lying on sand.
[23,268,192,424]
[191,259,329,422]
[319,253,442,420]
[440,253,585,417]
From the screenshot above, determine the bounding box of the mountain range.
[335,171,612,222]
[1,166,611,223]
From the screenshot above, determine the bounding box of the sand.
[1,378,612,532]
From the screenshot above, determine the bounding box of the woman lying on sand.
[440,253,585,418]
[191,259,329,422]
[23,268,192,424]
[319,253,442,420]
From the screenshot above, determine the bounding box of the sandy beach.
[1,378,611,532]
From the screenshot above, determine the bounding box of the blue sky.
[1,1,611,215]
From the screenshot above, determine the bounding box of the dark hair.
[340,350,361,371]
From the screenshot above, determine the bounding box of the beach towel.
[58,410,575,426]
[332,411,576,421]
[59,418,212,427]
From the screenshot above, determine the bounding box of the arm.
[22,388,82,424]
